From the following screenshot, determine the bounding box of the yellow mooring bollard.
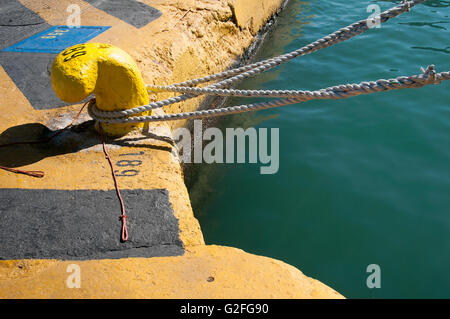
[51,43,150,136]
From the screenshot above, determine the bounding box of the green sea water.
[186,0,450,298]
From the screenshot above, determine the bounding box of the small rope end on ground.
[99,125,129,243]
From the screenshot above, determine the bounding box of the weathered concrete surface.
[0,0,344,298]
[0,245,343,299]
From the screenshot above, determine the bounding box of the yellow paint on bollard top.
[51,43,150,136]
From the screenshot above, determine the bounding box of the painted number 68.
[62,45,87,62]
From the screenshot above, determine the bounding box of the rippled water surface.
[186,0,450,298]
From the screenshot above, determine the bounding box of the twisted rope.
[142,67,448,99]
[89,0,426,121]
[88,66,449,123]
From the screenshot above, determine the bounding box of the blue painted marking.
[2,25,111,54]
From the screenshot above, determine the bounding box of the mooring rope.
[88,66,449,123]
[144,66,448,98]
[88,0,429,122]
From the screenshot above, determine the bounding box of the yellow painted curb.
[0,245,344,299]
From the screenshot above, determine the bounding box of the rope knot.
[421,65,440,84]
[119,214,128,242]
[400,0,411,12]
